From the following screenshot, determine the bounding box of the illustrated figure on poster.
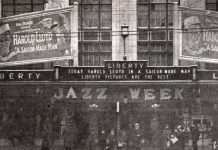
[190,124,200,150]
[182,15,206,57]
[37,13,70,55]
[0,23,16,62]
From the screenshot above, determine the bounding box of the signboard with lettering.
[178,7,218,63]
[0,6,78,66]
[0,83,194,102]
[0,61,196,82]
[198,70,218,80]
[0,70,54,81]
[57,61,197,81]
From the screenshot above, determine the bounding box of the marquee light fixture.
[121,25,129,61]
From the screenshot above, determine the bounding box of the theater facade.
[0,61,218,150]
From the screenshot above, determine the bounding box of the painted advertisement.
[180,8,218,63]
[0,6,78,66]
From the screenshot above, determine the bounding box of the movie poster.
[0,7,77,66]
[181,9,218,62]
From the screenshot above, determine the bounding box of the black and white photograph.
[1,0,218,150]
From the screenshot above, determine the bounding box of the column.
[112,0,137,61]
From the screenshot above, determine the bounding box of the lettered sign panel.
[0,83,193,102]
[0,6,78,66]
[178,7,218,63]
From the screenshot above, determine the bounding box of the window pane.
[138,43,149,51]
[100,5,112,28]
[168,4,173,27]
[2,5,14,17]
[151,0,167,3]
[82,43,99,52]
[84,54,99,66]
[100,43,112,52]
[69,0,81,4]
[33,5,44,11]
[149,54,169,66]
[138,5,148,27]
[150,11,166,27]
[15,5,32,13]
[160,54,167,66]
[2,11,14,17]
[206,4,217,11]
[168,54,173,65]
[168,0,177,3]
[101,32,111,41]
[150,44,156,52]
[151,30,166,41]
[169,30,173,41]
[2,0,44,17]
[83,0,99,4]
[80,54,96,66]
[101,0,112,4]
[100,53,112,66]
[83,31,99,41]
[168,43,173,52]
[150,43,166,52]
[137,52,149,60]
[33,0,45,4]
[150,54,156,65]
[156,54,161,66]
[16,0,31,4]
[206,0,217,3]
[78,0,112,66]
[137,0,149,3]
[150,4,166,27]
[2,0,14,4]
[138,30,149,41]
[80,45,111,66]
[82,5,99,27]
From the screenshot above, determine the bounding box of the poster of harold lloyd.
[178,7,218,63]
[0,6,78,66]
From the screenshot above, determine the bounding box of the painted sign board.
[0,6,78,66]
[0,83,193,102]
[178,7,218,63]
[198,70,218,80]
[57,61,197,81]
[0,61,197,81]
[0,70,54,81]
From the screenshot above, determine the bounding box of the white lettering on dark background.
[53,87,184,101]
[0,72,41,80]
[129,88,183,100]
